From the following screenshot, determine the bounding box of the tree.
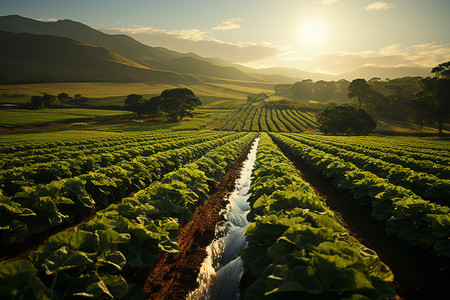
[143,96,163,117]
[57,93,71,103]
[316,104,377,135]
[159,88,201,122]
[291,80,314,100]
[30,93,56,108]
[431,61,450,78]
[347,79,371,107]
[124,94,146,115]
[30,95,44,108]
[412,77,450,134]
[42,93,56,107]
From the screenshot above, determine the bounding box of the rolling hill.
[0,15,431,88]
[0,15,264,82]
[0,31,201,84]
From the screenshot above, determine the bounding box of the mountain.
[0,31,200,84]
[244,66,430,82]
[195,55,431,81]
[340,66,430,80]
[0,15,431,88]
[249,67,336,81]
[0,15,263,82]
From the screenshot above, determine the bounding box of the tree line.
[274,61,450,134]
[29,93,90,108]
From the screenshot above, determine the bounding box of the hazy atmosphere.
[2,0,449,74]
[1,1,450,300]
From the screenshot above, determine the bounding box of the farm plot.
[272,133,450,259]
[0,130,257,299]
[2,130,448,299]
[241,133,396,299]
[214,103,319,132]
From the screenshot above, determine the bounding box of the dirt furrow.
[142,142,253,300]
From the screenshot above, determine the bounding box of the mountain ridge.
[0,15,264,83]
[0,15,432,86]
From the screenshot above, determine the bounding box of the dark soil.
[142,142,253,300]
[273,137,450,300]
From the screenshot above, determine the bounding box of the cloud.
[366,2,394,11]
[103,26,280,63]
[292,42,450,74]
[35,18,57,22]
[212,18,242,30]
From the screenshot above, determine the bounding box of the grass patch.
[0,82,176,98]
[0,108,133,126]
[0,130,126,144]
[374,116,449,135]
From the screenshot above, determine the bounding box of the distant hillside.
[0,15,263,82]
[201,57,431,82]
[0,31,200,84]
[249,67,336,81]
[341,66,430,80]
[0,15,431,88]
[243,66,430,81]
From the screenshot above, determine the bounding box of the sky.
[1,0,450,74]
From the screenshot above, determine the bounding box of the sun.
[300,20,326,46]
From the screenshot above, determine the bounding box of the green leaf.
[0,260,52,300]
[100,273,128,298]
[68,271,108,298]
[97,249,127,272]
[159,235,179,254]
[265,264,323,295]
[43,246,93,275]
[1,219,28,244]
[48,230,96,251]
[95,229,130,252]
[0,259,36,292]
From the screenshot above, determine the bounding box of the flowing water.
[186,137,259,300]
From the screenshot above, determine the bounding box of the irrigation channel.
[187,137,259,300]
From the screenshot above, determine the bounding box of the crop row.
[315,134,450,159]
[0,132,243,246]
[0,130,182,155]
[272,133,450,258]
[305,134,450,173]
[0,131,226,193]
[214,104,319,132]
[0,131,205,168]
[0,133,257,299]
[286,134,450,204]
[242,133,395,299]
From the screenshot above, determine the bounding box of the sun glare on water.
[300,20,326,46]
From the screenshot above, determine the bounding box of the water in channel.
[186,137,259,300]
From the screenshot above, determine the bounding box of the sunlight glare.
[300,20,326,46]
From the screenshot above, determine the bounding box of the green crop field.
[213,101,319,132]
[2,127,448,299]
[0,108,133,126]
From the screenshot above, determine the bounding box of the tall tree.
[143,96,163,117]
[431,61,450,78]
[412,77,450,134]
[124,94,145,115]
[159,88,201,122]
[291,80,313,100]
[347,79,371,107]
